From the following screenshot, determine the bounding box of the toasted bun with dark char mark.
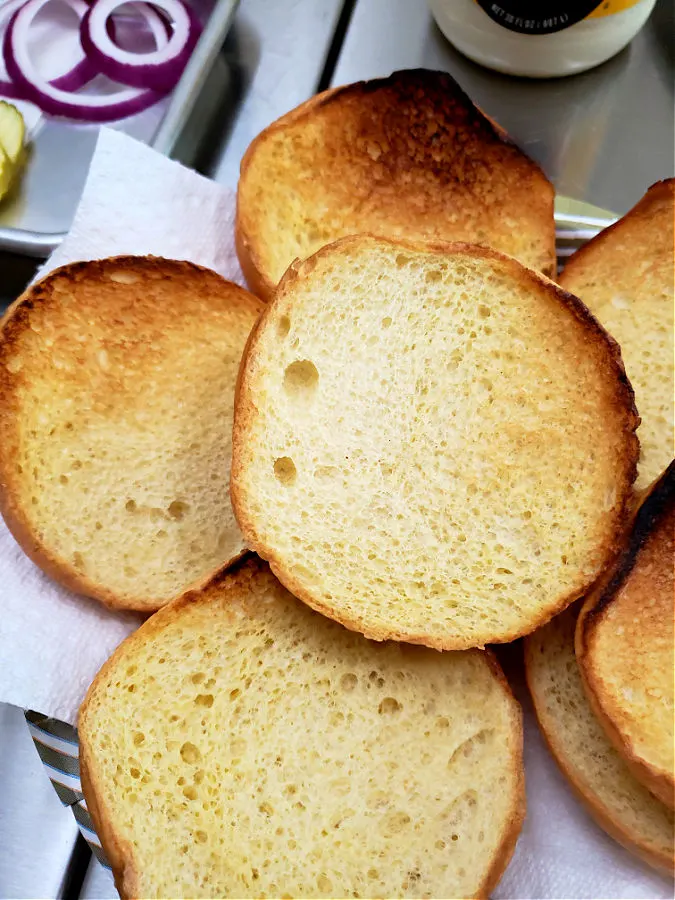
[236,68,556,300]
[577,461,675,809]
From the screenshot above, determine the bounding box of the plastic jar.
[429,0,658,78]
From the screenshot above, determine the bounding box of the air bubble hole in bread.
[231,235,639,650]
[79,557,525,899]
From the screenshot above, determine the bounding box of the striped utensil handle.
[24,711,110,869]
[555,210,616,269]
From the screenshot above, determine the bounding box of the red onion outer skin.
[0,0,27,99]
[55,4,172,91]
[80,0,201,92]
[50,56,98,91]
[3,9,165,122]
[0,78,25,99]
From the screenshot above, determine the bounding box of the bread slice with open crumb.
[236,68,556,299]
[0,256,262,611]
[231,235,639,651]
[79,556,524,900]
[560,180,674,490]
[526,604,674,874]
[576,461,675,809]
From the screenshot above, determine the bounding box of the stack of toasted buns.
[0,69,671,898]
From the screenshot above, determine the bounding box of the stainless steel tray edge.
[152,0,239,156]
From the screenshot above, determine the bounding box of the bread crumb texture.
[526,606,674,872]
[80,559,523,899]
[233,237,638,649]
[560,179,674,490]
[237,68,555,295]
[0,257,262,609]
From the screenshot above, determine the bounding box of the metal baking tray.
[0,0,239,258]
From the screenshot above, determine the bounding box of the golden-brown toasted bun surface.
[79,556,524,900]
[560,179,674,490]
[231,235,639,651]
[0,256,262,611]
[236,68,556,299]
[577,462,675,809]
[526,605,674,874]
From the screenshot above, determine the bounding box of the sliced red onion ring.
[50,55,97,90]
[0,2,27,35]
[0,0,170,97]
[0,0,28,98]
[49,0,98,90]
[81,0,200,92]
[0,0,96,98]
[4,0,164,121]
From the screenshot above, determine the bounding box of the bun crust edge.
[525,609,675,875]
[560,179,675,285]
[0,256,259,612]
[235,70,556,300]
[576,462,675,810]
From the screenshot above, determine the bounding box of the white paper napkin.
[36,128,245,282]
[0,127,245,724]
[0,128,671,899]
[495,651,672,899]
